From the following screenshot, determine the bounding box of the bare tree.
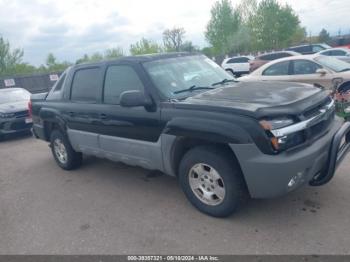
[163,27,185,52]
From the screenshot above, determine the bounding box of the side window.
[293,60,321,75]
[275,52,291,59]
[312,45,324,53]
[53,73,66,92]
[262,61,290,76]
[321,50,332,56]
[332,50,346,56]
[104,65,144,104]
[259,54,274,61]
[71,67,101,102]
[295,46,310,53]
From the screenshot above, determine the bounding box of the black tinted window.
[331,50,346,56]
[71,68,101,102]
[53,73,66,91]
[104,65,144,104]
[227,57,249,63]
[321,50,332,56]
[293,60,321,75]
[259,54,275,61]
[312,45,324,52]
[263,61,290,76]
[275,52,292,59]
[292,46,311,53]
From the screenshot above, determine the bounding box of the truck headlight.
[260,117,304,152]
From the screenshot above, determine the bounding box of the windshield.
[143,55,234,99]
[314,56,350,72]
[0,89,30,104]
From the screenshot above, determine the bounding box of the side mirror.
[316,68,327,76]
[120,90,153,107]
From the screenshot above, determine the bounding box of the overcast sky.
[0,0,349,65]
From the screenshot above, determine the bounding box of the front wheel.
[178,146,247,217]
[50,129,82,170]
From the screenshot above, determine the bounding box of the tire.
[178,146,247,217]
[225,69,234,76]
[50,129,82,170]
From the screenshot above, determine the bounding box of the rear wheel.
[178,146,247,217]
[50,129,82,170]
[225,69,234,76]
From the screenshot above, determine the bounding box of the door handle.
[99,113,107,120]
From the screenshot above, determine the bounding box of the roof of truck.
[74,52,199,68]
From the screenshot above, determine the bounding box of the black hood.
[179,81,329,118]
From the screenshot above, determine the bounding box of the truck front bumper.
[230,118,350,198]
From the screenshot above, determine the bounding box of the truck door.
[64,66,104,154]
[97,63,162,170]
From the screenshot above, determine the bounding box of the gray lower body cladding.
[230,118,345,198]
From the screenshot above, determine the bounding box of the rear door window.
[292,60,321,75]
[262,61,290,76]
[71,67,102,102]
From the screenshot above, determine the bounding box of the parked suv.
[221,56,254,76]
[286,43,331,54]
[31,53,350,217]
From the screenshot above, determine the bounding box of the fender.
[163,117,253,144]
[39,107,67,139]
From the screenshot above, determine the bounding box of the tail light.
[28,100,32,117]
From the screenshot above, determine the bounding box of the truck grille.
[302,97,335,140]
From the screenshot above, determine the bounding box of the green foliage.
[43,53,72,72]
[163,27,186,52]
[318,28,331,43]
[180,41,199,52]
[0,36,24,77]
[248,0,300,50]
[130,38,162,55]
[205,0,241,55]
[104,47,124,59]
[76,47,124,64]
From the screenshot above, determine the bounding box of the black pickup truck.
[30,53,350,217]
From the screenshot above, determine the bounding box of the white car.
[317,48,350,63]
[221,56,254,77]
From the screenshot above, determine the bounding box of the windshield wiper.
[173,85,214,94]
[211,78,237,86]
[340,68,350,72]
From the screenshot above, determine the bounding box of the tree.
[44,53,71,72]
[205,0,241,54]
[248,0,301,50]
[0,36,24,76]
[104,47,124,59]
[318,28,331,43]
[130,38,162,55]
[179,41,199,52]
[237,0,257,23]
[163,27,186,52]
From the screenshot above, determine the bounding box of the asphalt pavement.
[0,135,349,254]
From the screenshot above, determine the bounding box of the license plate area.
[25,118,33,124]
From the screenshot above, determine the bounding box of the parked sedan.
[0,88,32,140]
[238,55,350,90]
[221,55,254,77]
[249,51,300,72]
[317,48,350,63]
